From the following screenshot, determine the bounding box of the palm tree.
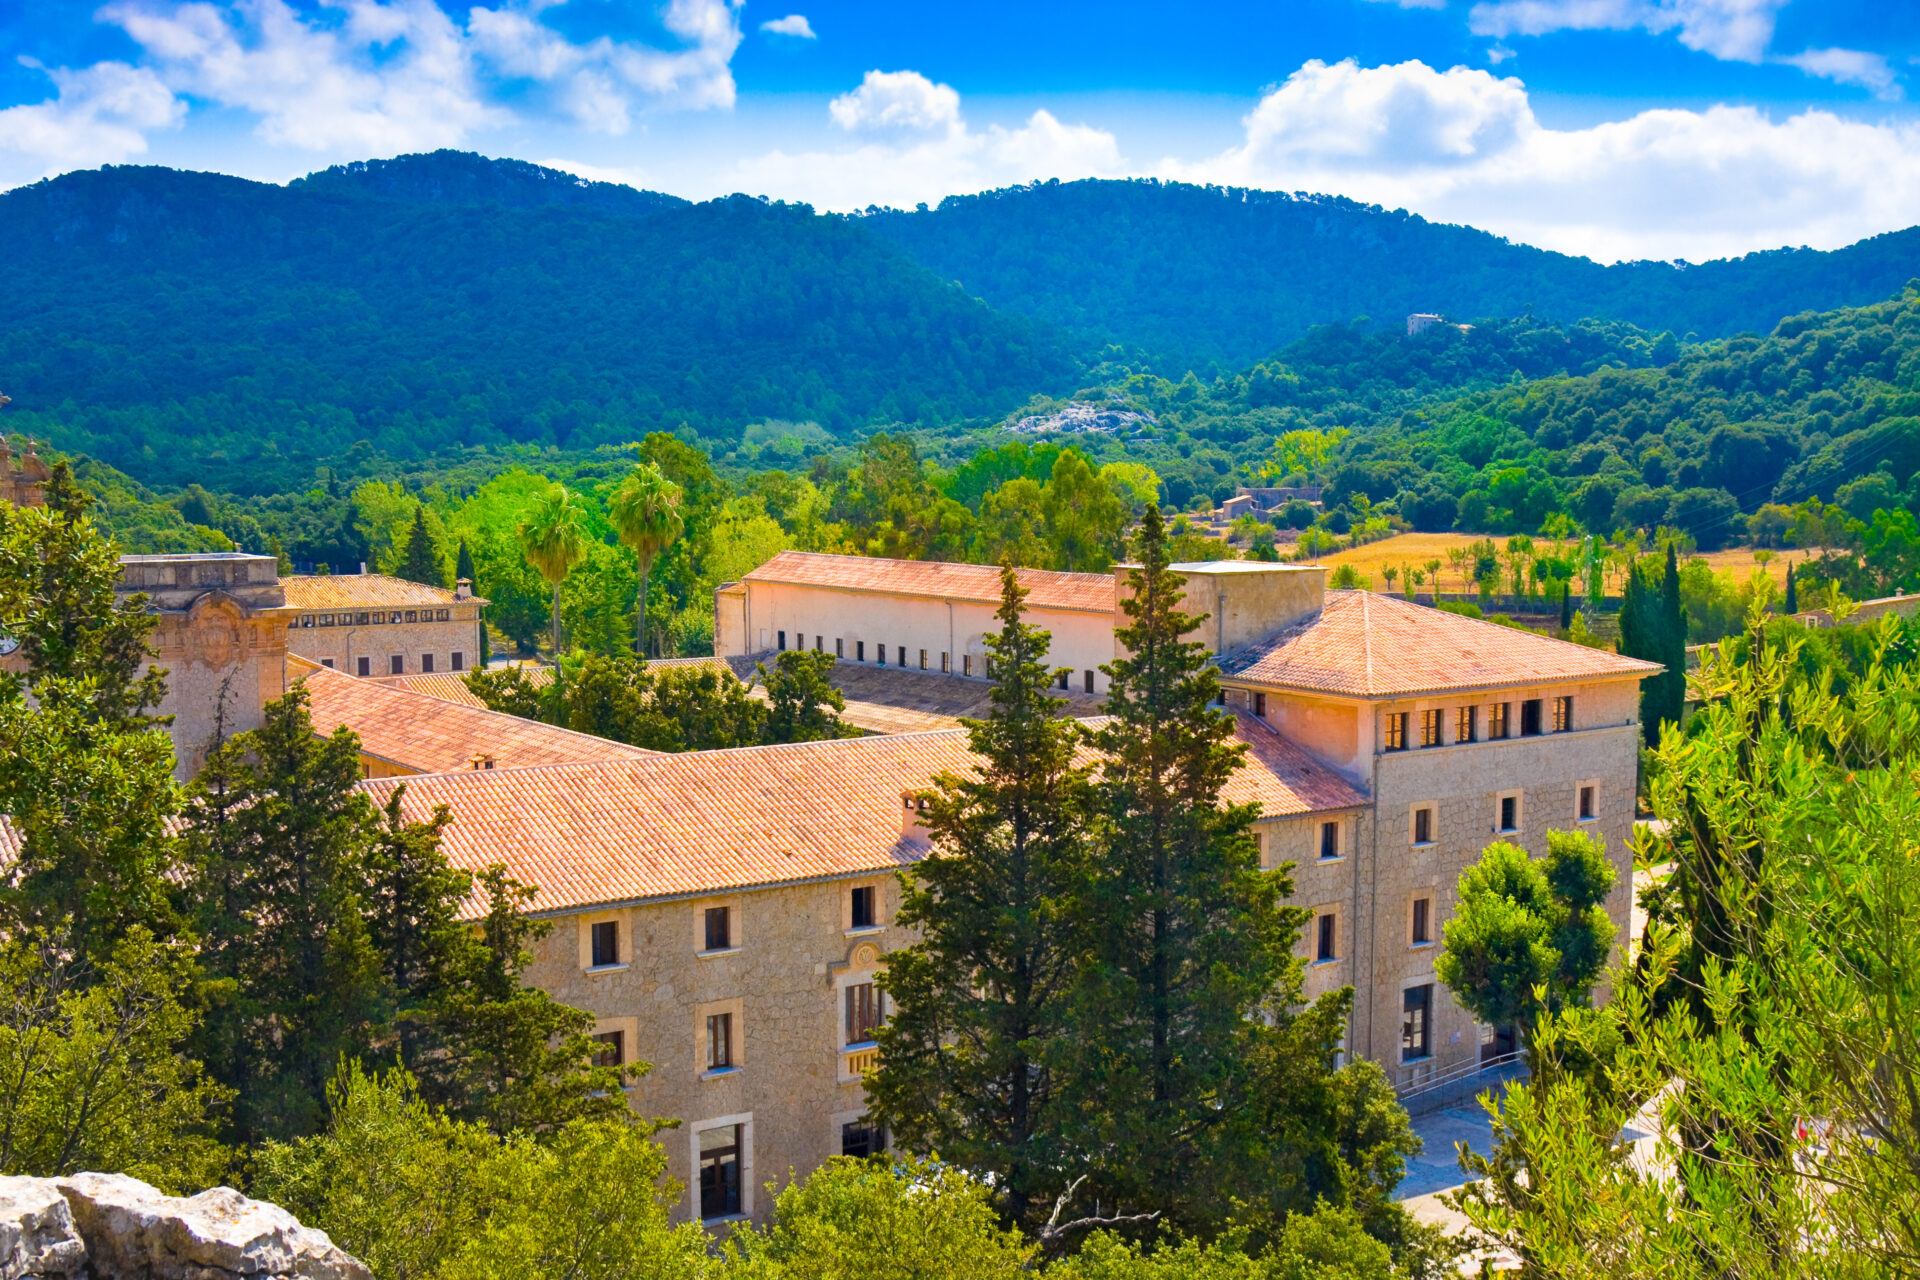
[517,483,592,657]
[607,463,685,656]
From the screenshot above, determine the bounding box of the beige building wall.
[524,871,907,1226]
[287,613,483,677]
[720,578,1118,693]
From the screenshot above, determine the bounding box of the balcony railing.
[1397,1050,1526,1113]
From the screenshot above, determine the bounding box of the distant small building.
[1236,486,1324,511]
[282,574,487,678]
[1793,591,1920,629]
[1408,313,1474,338]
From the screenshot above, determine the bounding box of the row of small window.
[692,1117,887,1222]
[320,652,464,676]
[1382,696,1574,752]
[586,982,887,1082]
[1311,895,1434,965]
[1406,783,1600,847]
[778,631,965,675]
[301,608,452,627]
[587,888,881,970]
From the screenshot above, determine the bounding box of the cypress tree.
[869,566,1093,1227]
[1559,581,1572,632]
[1783,559,1797,613]
[398,505,443,587]
[1066,505,1314,1234]
[456,537,475,585]
[1659,543,1688,735]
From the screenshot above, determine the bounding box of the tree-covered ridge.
[859,177,1920,371]
[289,150,689,217]
[0,164,1078,493]
[1319,284,1920,548]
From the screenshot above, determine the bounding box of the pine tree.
[180,688,388,1144]
[397,505,443,587]
[1066,505,1315,1234]
[759,650,859,743]
[868,566,1093,1226]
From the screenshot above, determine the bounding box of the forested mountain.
[290,150,689,216]
[0,158,1076,493]
[860,179,1920,371]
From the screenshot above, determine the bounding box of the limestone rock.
[0,1176,87,1279]
[55,1173,372,1280]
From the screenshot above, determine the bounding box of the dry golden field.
[1294,532,1799,593]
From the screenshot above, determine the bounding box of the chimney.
[469,752,496,770]
[359,562,368,575]
[901,792,932,842]
[455,577,473,601]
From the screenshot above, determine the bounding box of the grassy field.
[1297,532,1799,593]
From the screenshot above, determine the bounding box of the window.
[1316,912,1337,962]
[355,612,369,625]
[1411,897,1432,945]
[1553,696,1573,732]
[451,651,465,671]
[877,644,886,666]
[300,615,314,628]
[1057,671,1070,691]
[841,1119,886,1159]
[1253,691,1266,717]
[962,654,972,677]
[1420,708,1441,747]
[898,646,907,667]
[919,649,928,670]
[321,658,335,669]
[707,1013,734,1070]
[1412,806,1434,845]
[317,614,332,627]
[1086,670,1096,694]
[1384,712,1409,752]
[1521,698,1543,736]
[404,610,418,623]
[850,886,877,930]
[857,641,866,662]
[371,612,385,625]
[590,921,620,968]
[1455,705,1476,743]
[1319,821,1340,860]
[1401,985,1433,1061]
[699,1125,741,1220]
[389,655,404,675]
[704,906,732,952]
[356,657,371,678]
[1488,702,1511,739]
[1253,829,1267,864]
[810,635,819,652]
[435,609,449,621]
[777,630,787,651]
[846,983,883,1045]
[593,1031,625,1068]
[421,653,435,674]
[1578,784,1597,822]
[942,652,950,673]
[1499,794,1520,833]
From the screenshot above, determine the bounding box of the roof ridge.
[299,664,649,752]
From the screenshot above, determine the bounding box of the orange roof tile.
[375,665,555,709]
[743,551,1114,613]
[294,660,652,774]
[1219,590,1662,698]
[284,574,485,610]
[358,716,1364,916]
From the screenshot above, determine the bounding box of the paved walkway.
[1398,1099,1500,1200]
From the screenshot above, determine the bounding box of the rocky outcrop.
[0,1174,369,1280]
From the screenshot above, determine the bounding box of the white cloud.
[0,59,183,186]
[1166,57,1920,263]
[829,69,962,136]
[737,73,1122,211]
[105,0,505,150]
[1776,47,1900,100]
[1467,0,1788,63]
[1361,0,1447,8]
[760,14,816,38]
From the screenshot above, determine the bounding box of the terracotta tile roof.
[284,574,484,610]
[358,715,1364,916]
[292,659,652,774]
[1218,590,1662,698]
[375,665,554,709]
[743,551,1114,614]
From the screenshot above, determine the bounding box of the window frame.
[1575,779,1600,824]
[845,981,884,1047]
[588,919,621,969]
[1383,711,1410,752]
[1410,896,1432,946]
[1455,704,1477,743]
[1487,701,1511,739]
[1314,911,1338,963]
[1495,789,1524,835]
[1553,694,1574,732]
[692,1115,752,1222]
[1419,707,1441,747]
[1401,984,1434,1062]
[1318,820,1342,861]
[1411,804,1435,846]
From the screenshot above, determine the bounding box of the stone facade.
[525,871,906,1225]
[283,575,486,678]
[118,554,298,778]
[0,437,49,509]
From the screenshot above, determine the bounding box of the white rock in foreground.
[0,1171,370,1280]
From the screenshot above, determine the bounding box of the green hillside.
[0,157,1076,493]
[860,179,1920,371]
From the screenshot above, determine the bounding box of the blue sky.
[5,0,1920,261]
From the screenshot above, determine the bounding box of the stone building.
[361,713,1360,1226]
[282,575,487,678]
[0,437,49,508]
[356,551,1657,1222]
[116,553,300,777]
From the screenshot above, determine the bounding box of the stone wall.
[286,614,483,677]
